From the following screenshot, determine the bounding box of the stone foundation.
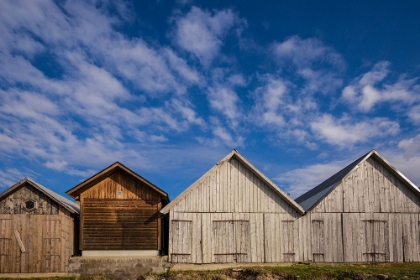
[68,257,173,280]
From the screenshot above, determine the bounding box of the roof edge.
[66,162,169,200]
[161,149,305,215]
[0,177,79,214]
[295,150,375,211]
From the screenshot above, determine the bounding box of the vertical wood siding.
[304,157,420,263]
[313,157,420,213]
[172,159,297,215]
[167,154,420,263]
[167,156,302,263]
[0,207,75,273]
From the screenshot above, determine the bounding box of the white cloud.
[311,114,400,147]
[253,77,287,127]
[208,86,241,128]
[342,61,420,111]
[277,160,349,198]
[398,134,420,159]
[0,168,28,189]
[0,0,214,179]
[408,105,420,123]
[272,36,345,95]
[273,36,345,69]
[164,48,202,85]
[196,125,244,148]
[174,6,243,66]
[45,160,68,171]
[381,147,420,189]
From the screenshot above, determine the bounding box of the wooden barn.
[160,150,305,263]
[66,162,169,257]
[295,150,420,263]
[0,178,79,273]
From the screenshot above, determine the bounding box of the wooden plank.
[14,230,25,253]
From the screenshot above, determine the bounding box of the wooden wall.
[79,168,163,251]
[172,158,297,215]
[299,156,420,263]
[312,157,420,213]
[0,184,76,273]
[168,156,420,264]
[0,183,59,215]
[168,158,301,263]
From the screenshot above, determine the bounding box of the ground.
[2,263,420,280]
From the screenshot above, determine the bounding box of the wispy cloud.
[173,6,244,66]
[342,61,420,111]
[277,160,349,198]
[310,114,400,147]
[272,36,345,94]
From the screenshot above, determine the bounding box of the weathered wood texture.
[0,184,76,273]
[0,183,59,214]
[299,156,420,263]
[79,168,164,251]
[168,158,301,263]
[169,212,299,263]
[172,158,297,215]
[312,157,420,213]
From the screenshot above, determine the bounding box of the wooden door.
[311,219,325,262]
[282,220,295,262]
[43,219,61,272]
[0,218,12,273]
[212,220,249,263]
[170,220,192,263]
[363,219,389,262]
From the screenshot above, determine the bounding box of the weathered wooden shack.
[66,162,169,257]
[296,150,420,263]
[160,150,305,263]
[0,178,79,273]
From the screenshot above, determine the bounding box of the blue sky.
[1,0,420,200]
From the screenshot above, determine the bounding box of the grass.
[2,263,420,280]
[0,276,110,280]
[141,263,420,280]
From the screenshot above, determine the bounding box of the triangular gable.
[161,149,305,214]
[0,178,79,214]
[295,150,420,211]
[66,162,169,201]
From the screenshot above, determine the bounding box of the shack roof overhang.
[0,177,80,214]
[160,149,305,215]
[66,161,169,202]
[295,149,420,212]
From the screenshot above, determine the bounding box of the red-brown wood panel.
[82,199,158,250]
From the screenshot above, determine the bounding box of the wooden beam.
[14,230,26,253]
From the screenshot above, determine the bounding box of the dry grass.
[141,263,420,280]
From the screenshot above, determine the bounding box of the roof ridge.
[161,150,305,214]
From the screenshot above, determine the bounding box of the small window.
[25,200,35,209]
[23,199,37,212]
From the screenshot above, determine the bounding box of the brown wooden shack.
[0,178,79,273]
[296,149,420,262]
[160,150,305,263]
[66,162,169,257]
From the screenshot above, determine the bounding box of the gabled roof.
[66,161,169,201]
[295,149,420,212]
[0,178,79,214]
[161,149,305,214]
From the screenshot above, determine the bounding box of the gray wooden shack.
[0,178,79,273]
[160,150,305,263]
[295,150,420,262]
